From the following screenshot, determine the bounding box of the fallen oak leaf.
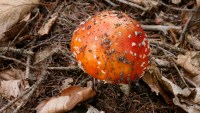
[0,79,29,99]
[176,51,200,86]
[0,0,40,41]
[176,51,200,76]
[143,64,200,113]
[36,86,96,113]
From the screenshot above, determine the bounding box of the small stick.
[104,0,119,7]
[0,47,34,56]
[25,55,31,79]
[171,59,191,90]
[150,40,188,54]
[141,25,182,35]
[116,0,148,11]
[179,11,195,44]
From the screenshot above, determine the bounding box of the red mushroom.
[71,10,150,84]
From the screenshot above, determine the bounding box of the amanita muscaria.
[71,10,150,84]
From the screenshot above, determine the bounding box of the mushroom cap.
[71,10,150,84]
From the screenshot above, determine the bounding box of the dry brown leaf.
[38,13,58,36]
[0,68,25,80]
[60,78,73,91]
[187,34,200,50]
[34,46,60,64]
[0,0,40,41]
[36,86,96,113]
[143,65,200,113]
[142,65,172,104]
[197,0,200,8]
[176,51,200,76]
[0,68,29,99]
[0,79,29,99]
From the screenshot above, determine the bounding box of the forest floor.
[0,0,200,113]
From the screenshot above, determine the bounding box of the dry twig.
[150,40,188,54]
[0,47,34,56]
[104,0,119,7]
[25,55,31,79]
[141,25,182,35]
[179,11,195,44]
[116,0,148,11]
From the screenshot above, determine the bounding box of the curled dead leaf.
[0,0,40,42]
[143,64,200,113]
[176,51,200,76]
[36,86,96,113]
[0,68,25,80]
[176,51,200,86]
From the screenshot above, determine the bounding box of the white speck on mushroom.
[139,54,142,58]
[78,38,81,42]
[91,18,95,21]
[74,46,79,50]
[136,24,140,27]
[145,48,147,52]
[147,43,150,49]
[92,45,97,48]
[80,21,85,25]
[72,52,77,58]
[133,53,137,56]
[101,70,106,74]
[125,50,128,54]
[130,50,134,55]
[132,42,136,46]
[76,50,80,54]
[82,27,85,30]
[141,41,146,46]
[87,31,90,35]
[118,32,122,36]
[94,36,98,41]
[141,62,145,67]
[134,31,142,36]
[100,16,104,19]
[115,43,118,45]
[75,37,78,41]
[94,54,97,59]
[138,43,141,47]
[143,54,146,59]
[97,66,100,68]
[128,34,131,38]
[97,61,102,65]
[78,61,85,72]
[95,20,98,24]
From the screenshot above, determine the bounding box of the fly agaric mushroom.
[71,10,150,84]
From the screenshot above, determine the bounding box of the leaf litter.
[0,0,200,113]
